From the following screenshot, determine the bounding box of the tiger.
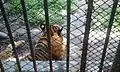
[21,24,67,61]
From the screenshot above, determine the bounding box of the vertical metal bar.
[0,0,22,72]
[111,40,120,72]
[43,0,53,72]
[66,0,71,72]
[20,0,37,72]
[98,0,118,72]
[80,0,93,72]
[0,60,5,72]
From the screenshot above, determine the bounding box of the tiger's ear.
[59,26,63,32]
[58,26,63,36]
[40,24,46,31]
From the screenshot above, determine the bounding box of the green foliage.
[9,0,76,25]
[114,7,120,28]
[91,5,120,30]
[9,0,22,14]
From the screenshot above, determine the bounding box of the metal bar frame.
[0,0,119,72]
[0,0,22,72]
[98,0,119,72]
[80,0,93,72]
[20,0,37,72]
[66,0,71,72]
[43,0,53,72]
[0,60,5,72]
[111,40,120,72]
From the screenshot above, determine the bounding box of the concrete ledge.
[2,60,79,72]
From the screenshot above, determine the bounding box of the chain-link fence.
[0,0,120,72]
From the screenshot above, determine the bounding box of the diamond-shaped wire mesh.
[86,0,120,72]
[0,0,120,72]
[86,0,113,71]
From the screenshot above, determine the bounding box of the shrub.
[9,0,76,25]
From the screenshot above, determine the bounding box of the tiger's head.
[51,24,63,36]
[40,24,63,37]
